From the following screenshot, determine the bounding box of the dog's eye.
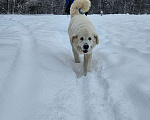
[88,37,92,41]
[80,37,84,41]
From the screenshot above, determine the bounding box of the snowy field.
[0,14,150,120]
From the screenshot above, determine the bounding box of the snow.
[0,14,150,120]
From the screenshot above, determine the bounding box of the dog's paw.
[84,71,87,76]
[75,60,80,63]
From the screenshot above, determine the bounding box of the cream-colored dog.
[68,0,99,76]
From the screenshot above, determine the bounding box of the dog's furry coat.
[68,0,99,76]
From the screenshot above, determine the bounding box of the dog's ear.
[94,34,99,45]
[72,35,78,43]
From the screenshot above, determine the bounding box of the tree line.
[0,0,150,14]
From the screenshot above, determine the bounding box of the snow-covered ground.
[0,14,150,120]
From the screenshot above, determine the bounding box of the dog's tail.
[70,0,91,18]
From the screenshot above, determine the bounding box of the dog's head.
[71,31,99,54]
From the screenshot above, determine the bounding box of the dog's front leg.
[84,53,92,76]
[72,48,80,63]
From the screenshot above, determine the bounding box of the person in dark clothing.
[65,0,88,15]
[65,0,74,14]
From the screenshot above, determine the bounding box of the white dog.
[68,0,99,76]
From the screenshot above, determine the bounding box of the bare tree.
[0,0,7,13]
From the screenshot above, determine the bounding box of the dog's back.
[68,15,96,41]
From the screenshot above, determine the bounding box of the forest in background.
[0,0,150,14]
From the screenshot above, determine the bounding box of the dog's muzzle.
[83,43,89,53]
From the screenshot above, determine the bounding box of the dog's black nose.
[83,44,89,50]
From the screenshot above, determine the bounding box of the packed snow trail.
[0,15,150,120]
[0,16,40,120]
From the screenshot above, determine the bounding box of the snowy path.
[0,15,150,120]
[0,16,39,120]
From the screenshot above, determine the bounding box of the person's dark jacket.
[65,0,74,14]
